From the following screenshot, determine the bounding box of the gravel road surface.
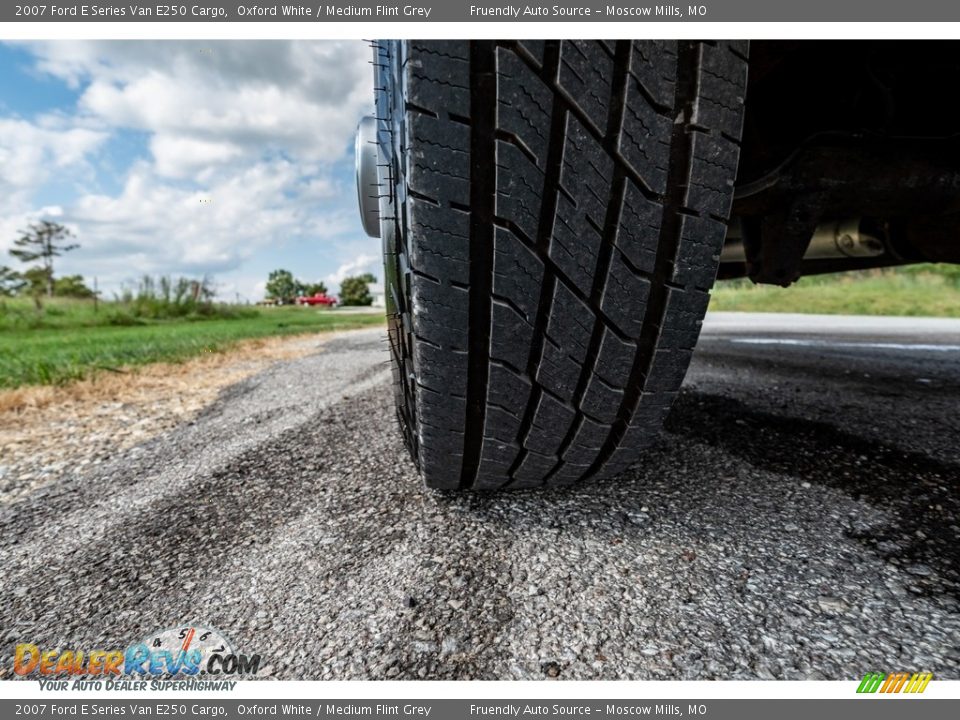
[2,313,958,680]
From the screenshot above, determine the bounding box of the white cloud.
[0,117,105,209]
[1,40,376,298]
[149,136,243,179]
[325,253,381,287]
[29,40,372,169]
[64,159,307,272]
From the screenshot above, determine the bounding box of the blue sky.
[0,40,380,300]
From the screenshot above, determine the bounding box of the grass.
[0,298,383,389]
[0,294,255,332]
[4,263,957,390]
[709,265,960,317]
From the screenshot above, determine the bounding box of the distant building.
[367,282,386,308]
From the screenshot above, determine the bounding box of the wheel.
[369,40,748,490]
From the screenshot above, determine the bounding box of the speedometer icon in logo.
[141,624,234,675]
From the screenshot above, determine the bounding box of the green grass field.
[3,264,958,390]
[0,298,384,389]
[710,266,960,317]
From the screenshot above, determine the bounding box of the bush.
[116,275,224,319]
[53,275,96,298]
[339,273,376,306]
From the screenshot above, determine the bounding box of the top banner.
[6,0,960,22]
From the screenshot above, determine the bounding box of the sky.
[0,40,380,301]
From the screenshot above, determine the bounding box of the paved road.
[1,314,958,680]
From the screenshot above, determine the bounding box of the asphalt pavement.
[1,313,958,680]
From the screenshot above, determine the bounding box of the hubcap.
[355,116,381,238]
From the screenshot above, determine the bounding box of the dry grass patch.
[0,333,331,503]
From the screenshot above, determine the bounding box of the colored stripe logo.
[857,672,932,694]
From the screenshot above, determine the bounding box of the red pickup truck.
[296,292,337,307]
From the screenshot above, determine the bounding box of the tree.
[9,221,79,297]
[22,267,53,296]
[302,281,328,297]
[339,273,377,306]
[53,275,95,299]
[0,266,25,297]
[265,269,301,303]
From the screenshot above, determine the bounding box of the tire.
[373,40,748,490]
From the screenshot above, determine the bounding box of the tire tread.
[381,40,748,489]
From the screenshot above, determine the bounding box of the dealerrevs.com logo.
[14,624,262,691]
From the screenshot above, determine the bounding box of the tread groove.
[582,41,701,482]
[502,40,566,488]
[546,40,632,483]
[460,40,499,489]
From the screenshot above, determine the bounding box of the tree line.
[2,219,380,309]
[265,269,377,306]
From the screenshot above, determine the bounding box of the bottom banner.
[2,699,956,720]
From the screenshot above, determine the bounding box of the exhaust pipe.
[720,217,887,264]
